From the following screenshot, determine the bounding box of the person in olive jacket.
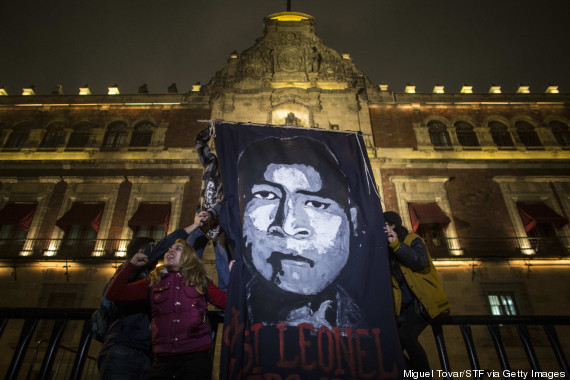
[383,211,450,376]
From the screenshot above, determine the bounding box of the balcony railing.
[0,308,568,379]
[1,236,568,261]
[0,238,132,260]
[424,236,570,259]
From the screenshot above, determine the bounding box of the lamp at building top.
[79,85,91,95]
[489,85,501,94]
[460,85,473,94]
[342,53,351,60]
[0,87,7,96]
[22,86,35,96]
[230,51,239,59]
[433,85,445,94]
[517,85,530,94]
[192,82,202,92]
[379,84,389,91]
[269,12,310,21]
[546,85,559,94]
[405,85,416,93]
[108,85,120,95]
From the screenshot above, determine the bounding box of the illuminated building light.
[92,250,106,257]
[520,247,536,255]
[405,85,416,94]
[269,12,310,22]
[379,84,389,91]
[230,51,239,59]
[342,53,351,60]
[192,82,202,92]
[489,85,502,94]
[115,250,127,257]
[79,85,91,95]
[19,250,33,257]
[433,85,445,94]
[108,85,120,95]
[517,85,530,94]
[0,88,7,96]
[546,85,559,94]
[44,250,57,257]
[460,85,473,94]
[22,87,36,96]
[434,258,570,268]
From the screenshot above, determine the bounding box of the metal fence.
[1,308,568,379]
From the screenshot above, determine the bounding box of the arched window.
[40,122,66,149]
[549,120,570,147]
[489,121,514,147]
[514,121,541,147]
[454,121,479,147]
[102,121,127,150]
[130,121,153,147]
[427,120,451,147]
[67,122,93,149]
[4,123,31,149]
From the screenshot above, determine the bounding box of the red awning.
[517,202,568,232]
[128,203,171,232]
[0,202,37,232]
[56,203,104,232]
[409,203,451,232]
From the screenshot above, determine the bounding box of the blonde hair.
[149,239,212,294]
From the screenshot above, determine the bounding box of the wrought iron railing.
[1,236,568,260]
[431,315,570,380]
[423,236,570,259]
[0,308,568,379]
[0,308,225,380]
[0,239,132,260]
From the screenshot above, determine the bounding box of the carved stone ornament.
[277,47,304,72]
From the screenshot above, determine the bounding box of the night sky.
[2,1,570,96]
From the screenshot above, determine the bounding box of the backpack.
[91,275,119,343]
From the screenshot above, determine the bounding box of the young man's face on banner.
[239,137,356,296]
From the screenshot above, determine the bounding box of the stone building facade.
[0,10,569,375]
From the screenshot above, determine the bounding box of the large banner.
[215,122,404,379]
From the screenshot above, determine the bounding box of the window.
[515,121,541,147]
[130,121,153,148]
[67,122,93,149]
[489,121,514,147]
[40,123,66,149]
[427,121,451,147]
[128,203,171,240]
[454,121,479,147]
[0,203,36,257]
[549,120,570,147]
[36,284,85,343]
[56,202,104,257]
[409,203,451,258]
[102,121,127,150]
[4,123,31,149]
[488,293,518,316]
[517,202,568,256]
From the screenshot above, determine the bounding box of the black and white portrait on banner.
[214,122,404,379]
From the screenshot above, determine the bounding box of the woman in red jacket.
[106,219,228,380]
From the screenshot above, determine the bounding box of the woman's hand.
[130,252,149,267]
